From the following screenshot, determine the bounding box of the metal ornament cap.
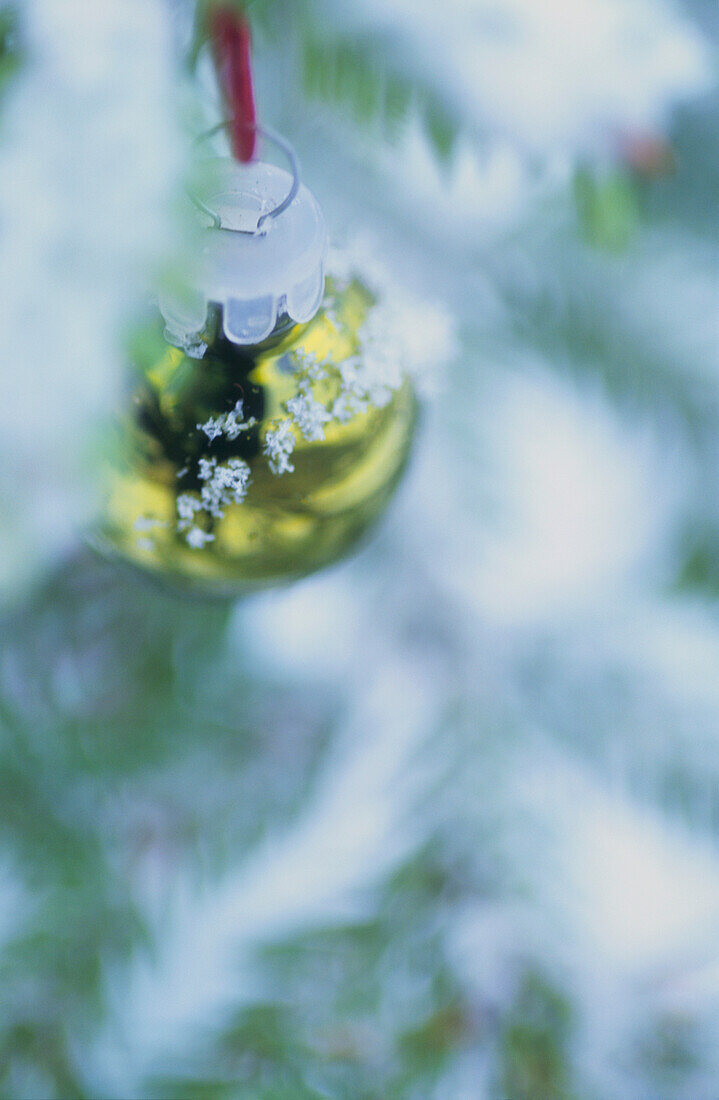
[160,156,327,350]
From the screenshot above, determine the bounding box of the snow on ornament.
[95,143,451,597]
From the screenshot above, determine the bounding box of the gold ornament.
[97,274,417,597]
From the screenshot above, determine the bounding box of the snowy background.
[2,0,719,1096]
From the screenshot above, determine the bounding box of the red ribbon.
[209,6,257,162]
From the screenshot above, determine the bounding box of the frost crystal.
[264,419,296,475]
[286,390,332,442]
[326,241,458,409]
[222,400,246,441]
[176,493,202,531]
[186,527,215,549]
[331,392,366,423]
[293,348,328,381]
[199,457,252,518]
[198,400,256,443]
[133,515,167,532]
[197,416,225,443]
[215,457,251,500]
[200,481,225,520]
[175,424,254,546]
[198,457,217,482]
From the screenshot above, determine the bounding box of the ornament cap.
[161,155,327,352]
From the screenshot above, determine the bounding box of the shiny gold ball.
[97,278,417,597]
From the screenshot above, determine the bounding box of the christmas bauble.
[95,158,418,597]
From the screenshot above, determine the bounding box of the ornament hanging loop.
[190,122,301,235]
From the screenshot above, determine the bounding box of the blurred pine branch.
[300,26,459,162]
[0,5,21,103]
[187,0,461,163]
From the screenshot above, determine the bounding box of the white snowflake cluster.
[286,380,332,442]
[176,455,251,548]
[262,348,335,475]
[361,292,454,401]
[260,264,456,482]
[329,243,458,401]
[196,417,224,443]
[330,361,369,423]
[176,493,203,530]
[325,242,391,297]
[263,419,296,476]
[133,514,169,553]
[197,400,257,442]
[198,456,251,517]
[185,527,215,549]
[133,516,168,534]
[294,349,328,382]
[173,402,255,547]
